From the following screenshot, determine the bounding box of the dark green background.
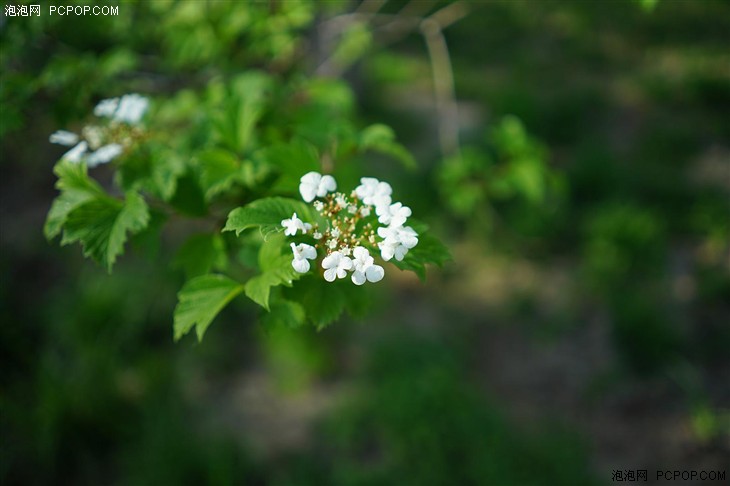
[1,1,728,484]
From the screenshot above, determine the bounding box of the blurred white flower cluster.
[281,171,419,285]
[48,94,149,168]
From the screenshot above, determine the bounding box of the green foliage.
[44,160,106,239]
[359,124,416,169]
[392,221,452,281]
[244,235,302,310]
[173,233,227,278]
[223,197,315,237]
[59,188,150,272]
[438,116,564,232]
[40,7,446,338]
[173,274,245,341]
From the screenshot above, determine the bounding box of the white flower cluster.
[280,171,419,286]
[49,94,149,168]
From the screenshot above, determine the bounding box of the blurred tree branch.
[317,0,469,159]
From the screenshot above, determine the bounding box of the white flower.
[94,98,119,118]
[377,202,412,227]
[49,130,79,146]
[335,194,347,207]
[350,246,385,285]
[348,205,358,214]
[114,94,149,124]
[281,212,312,236]
[396,226,419,249]
[290,243,317,273]
[299,171,336,202]
[360,206,371,217]
[379,239,407,262]
[62,141,88,164]
[313,231,323,240]
[322,251,353,282]
[330,227,341,239]
[313,201,324,212]
[355,177,392,207]
[86,143,123,167]
[327,239,337,249]
[82,126,104,149]
[377,225,418,261]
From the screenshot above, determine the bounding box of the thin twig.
[316,0,469,159]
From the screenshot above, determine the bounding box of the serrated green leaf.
[169,172,207,217]
[130,209,168,260]
[173,233,227,278]
[211,71,271,153]
[392,230,451,282]
[151,149,186,201]
[223,197,314,236]
[244,235,301,310]
[173,274,245,341]
[244,273,280,310]
[44,160,106,240]
[289,277,345,329]
[261,298,306,329]
[360,123,416,169]
[197,148,245,201]
[61,191,150,272]
[259,139,320,192]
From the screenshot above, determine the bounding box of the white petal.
[398,227,419,248]
[372,194,392,209]
[394,245,408,261]
[62,141,88,163]
[49,130,79,146]
[323,267,338,282]
[322,252,340,270]
[87,143,123,166]
[114,94,149,124]
[380,245,394,261]
[301,244,317,260]
[351,270,366,285]
[301,171,322,185]
[93,98,119,118]
[292,258,310,273]
[299,184,317,202]
[339,256,353,271]
[318,175,337,195]
[352,246,369,260]
[366,265,384,283]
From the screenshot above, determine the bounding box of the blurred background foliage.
[1,0,729,484]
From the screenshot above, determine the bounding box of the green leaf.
[392,230,451,282]
[130,209,168,260]
[169,172,207,217]
[211,72,271,153]
[223,197,314,236]
[197,148,245,201]
[289,277,345,329]
[259,139,320,192]
[44,160,106,240]
[173,274,245,341]
[61,191,150,272]
[360,124,416,169]
[261,298,306,329]
[151,148,186,201]
[173,233,227,278]
[244,235,301,310]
